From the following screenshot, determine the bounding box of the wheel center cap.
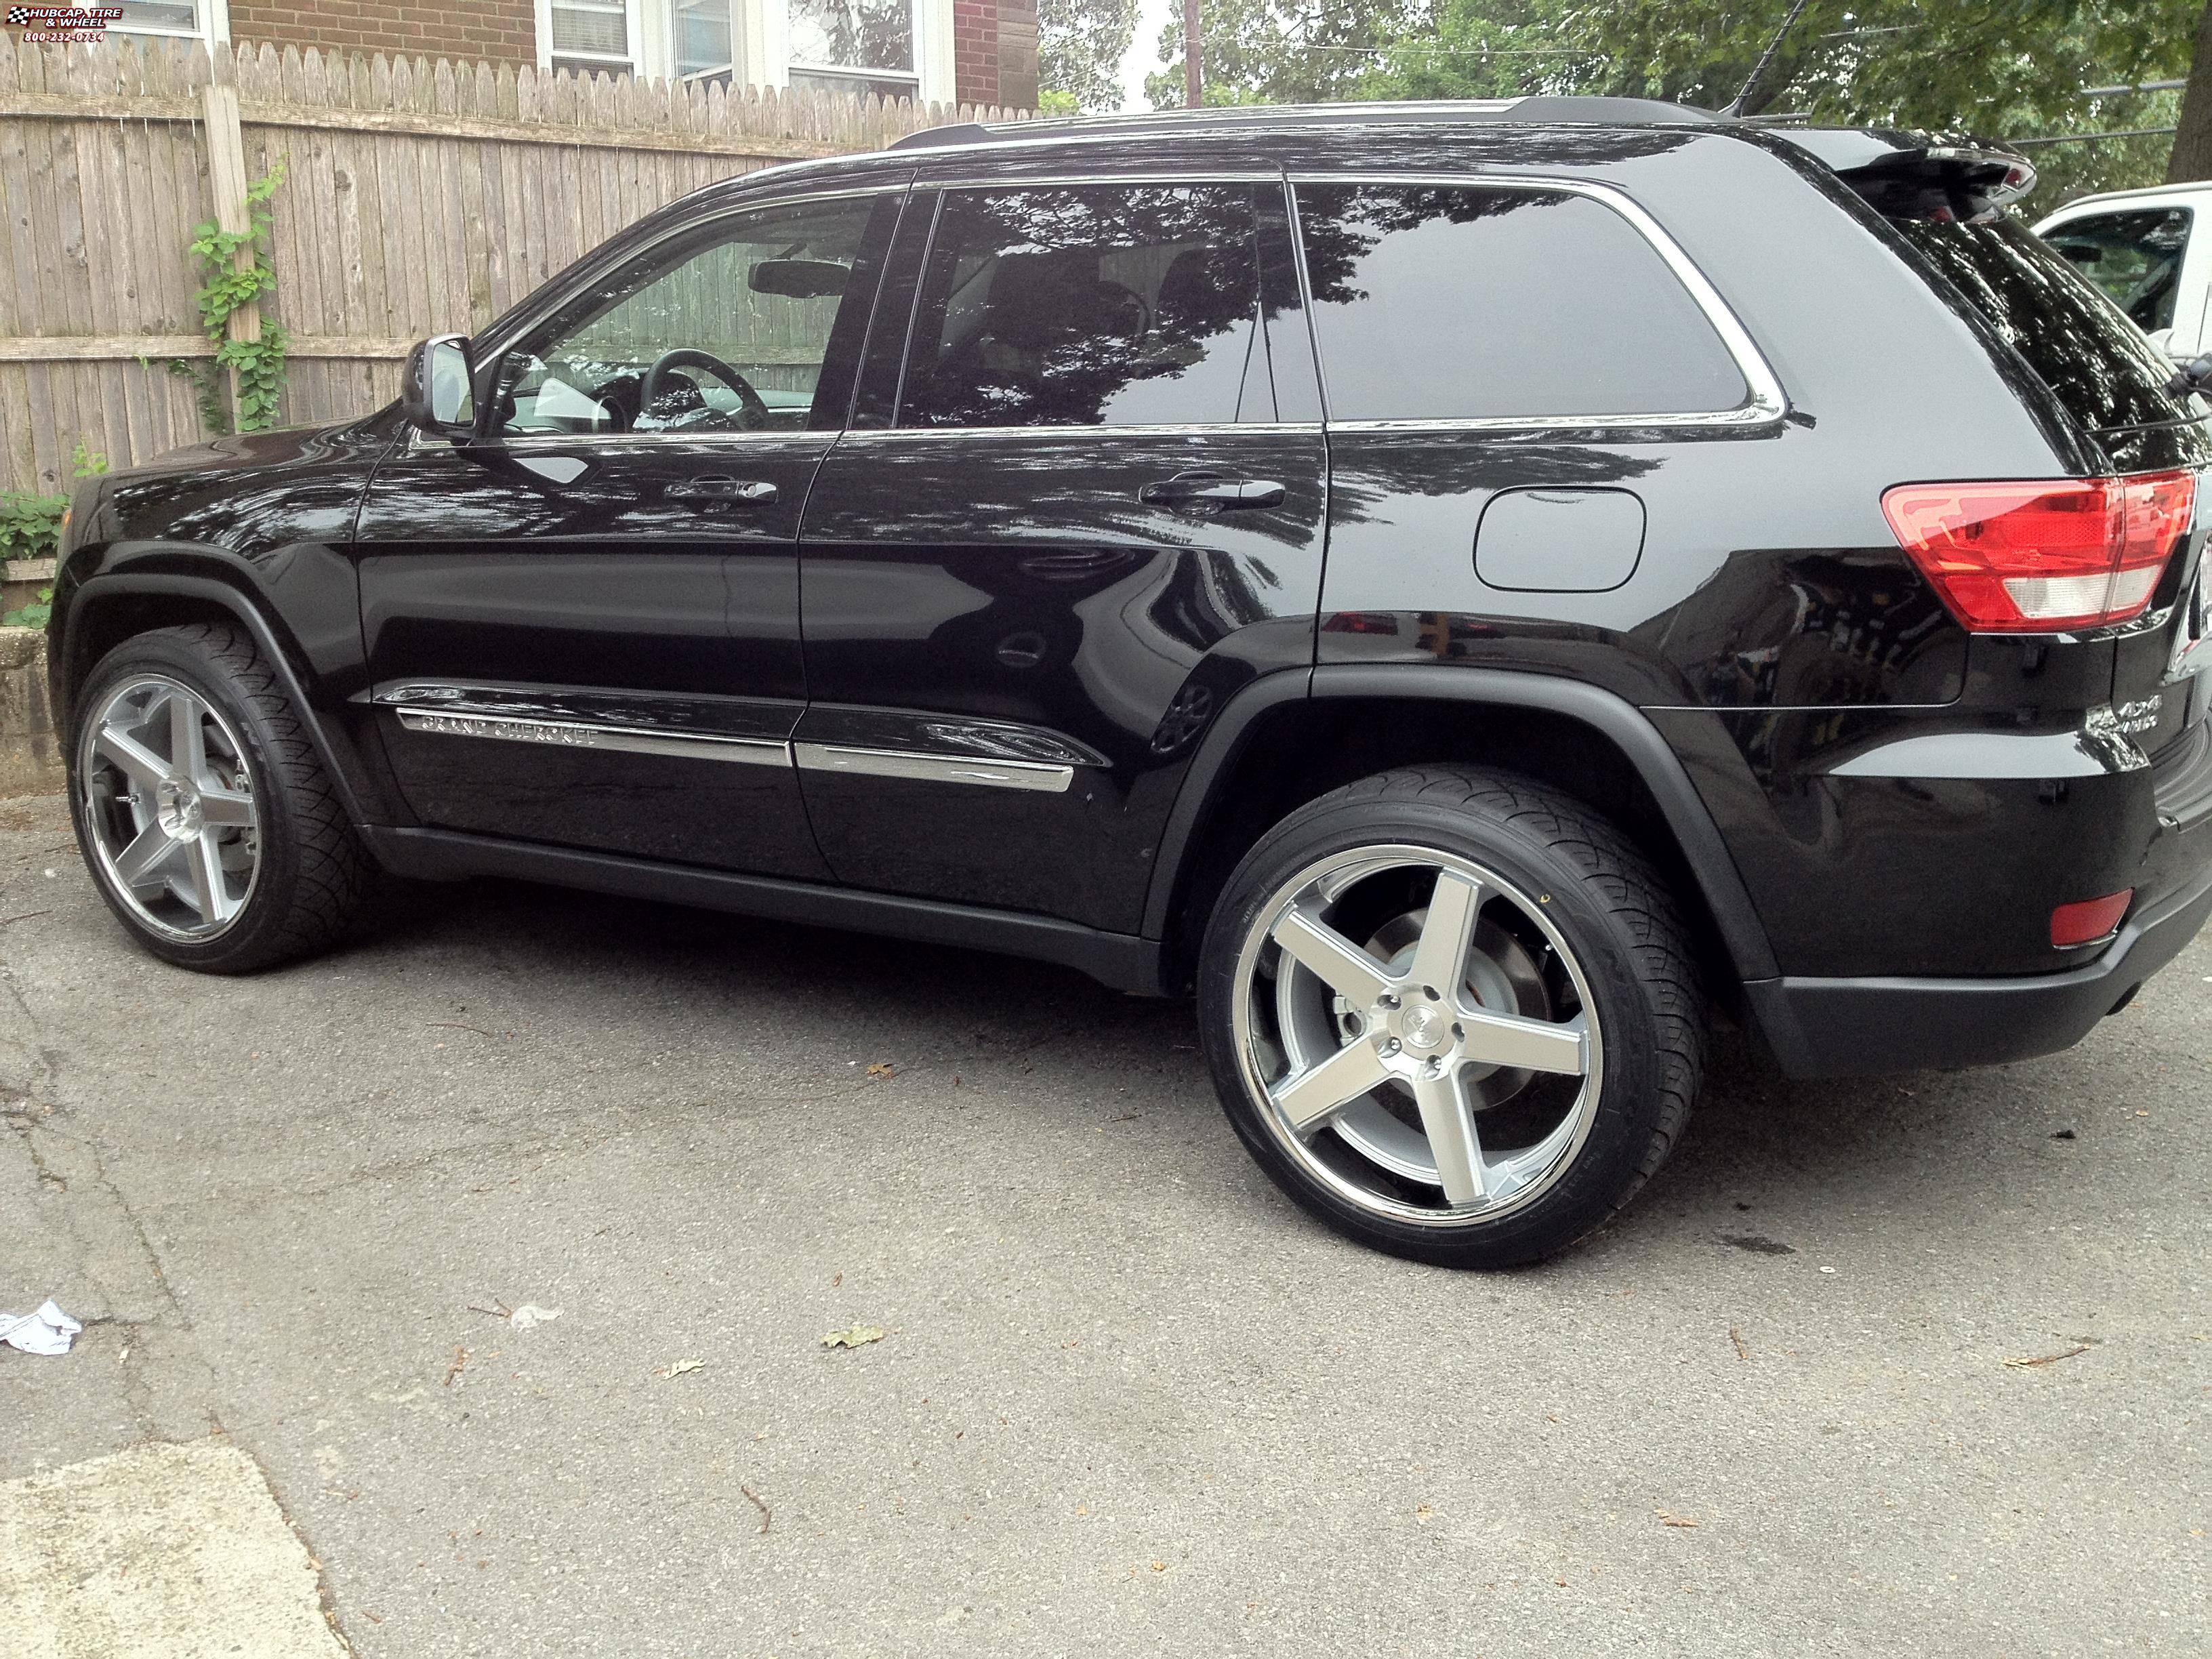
[156,776,203,838]
[1400,1004,1448,1052]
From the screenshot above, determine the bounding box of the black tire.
[1195,764,1704,1267]
[68,622,371,972]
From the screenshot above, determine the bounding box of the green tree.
[1359,3,2194,123]
[1353,3,2199,205]
[1040,0,1143,113]
[1143,0,1417,110]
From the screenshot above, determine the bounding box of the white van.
[2036,183,2205,357]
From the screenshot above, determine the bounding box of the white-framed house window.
[784,0,916,102]
[106,1,230,43]
[537,0,951,104]
[673,0,735,78]
[538,0,644,79]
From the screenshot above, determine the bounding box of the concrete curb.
[1,625,63,799]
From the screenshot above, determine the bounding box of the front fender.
[55,569,397,828]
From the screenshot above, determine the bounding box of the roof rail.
[886,96,1723,153]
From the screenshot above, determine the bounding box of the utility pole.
[1185,0,1202,109]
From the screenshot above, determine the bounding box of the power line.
[2008,126,2178,148]
[1286,42,1606,59]
[2083,79,2188,98]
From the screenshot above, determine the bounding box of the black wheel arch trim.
[1140,663,1781,982]
[58,571,387,827]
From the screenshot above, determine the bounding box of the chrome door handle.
[672,476,778,504]
[1139,472,1286,512]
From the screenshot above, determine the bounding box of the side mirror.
[401,334,476,436]
[2163,350,2212,397]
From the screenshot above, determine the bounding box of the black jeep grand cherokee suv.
[47,100,2212,1265]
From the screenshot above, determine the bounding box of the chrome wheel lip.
[1230,843,1605,1231]
[76,674,262,945]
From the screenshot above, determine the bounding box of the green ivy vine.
[0,441,106,628]
[168,159,290,434]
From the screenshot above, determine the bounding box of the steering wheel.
[638,348,771,432]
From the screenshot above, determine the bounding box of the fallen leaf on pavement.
[867,1062,895,1079]
[1657,1511,1699,1528]
[2003,1343,2093,1369]
[822,1324,886,1349]
[659,1358,705,1379]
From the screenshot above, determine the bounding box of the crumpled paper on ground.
[0,1300,83,1355]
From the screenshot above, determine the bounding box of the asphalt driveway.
[3,790,2207,1656]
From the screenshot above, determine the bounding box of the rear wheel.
[1197,765,1704,1267]
[70,623,369,972]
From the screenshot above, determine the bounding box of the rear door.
[791,174,1326,933]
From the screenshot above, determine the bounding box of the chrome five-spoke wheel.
[77,675,261,941]
[1231,846,1602,1229]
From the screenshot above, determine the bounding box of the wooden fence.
[0,35,1027,495]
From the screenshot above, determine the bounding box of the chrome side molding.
[383,686,1085,792]
[793,742,1074,794]
[394,710,792,766]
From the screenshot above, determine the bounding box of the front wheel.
[1197,766,1705,1267]
[70,622,370,972]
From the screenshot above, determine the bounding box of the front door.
[794,177,1327,934]
[353,188,901,877]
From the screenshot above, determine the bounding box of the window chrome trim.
[409,425,836,455]
[924,171,1285,190]
[404,424,836,455]
[793,741,1075,794]
[1286,171,1788,432]
[836,421,1324,441]
[393,709,792,767]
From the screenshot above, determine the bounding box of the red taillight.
[2051,890,2133,949]
[1881,470,2195,632]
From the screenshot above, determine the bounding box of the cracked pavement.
[1,790,2208,1655]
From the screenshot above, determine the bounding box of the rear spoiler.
[1769,128,2036,224]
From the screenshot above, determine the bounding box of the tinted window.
[897,184,1282,429]
[493,195,878,436]
[1899,216,2195,434]
[1292,184,1749,422]
[2043,207,2192,333]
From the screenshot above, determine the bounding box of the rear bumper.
[1745,853,2212,1078]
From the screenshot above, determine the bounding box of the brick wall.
[952,0,1037,108]
[951,0,996,106]
[227,1,538,68]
